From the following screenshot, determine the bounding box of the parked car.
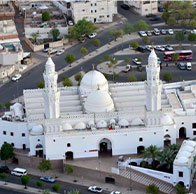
[146,13,156,18]
[153,28,160,36]
[48,48,57,55]
[190,29,196,34]
[56,49,64,56]
[0,166,9,173]
[11,74,21,81]
[40,176,55,183]
[68,20,73,26]
[168,29,174,35]
[110,192,123,194]
[161,29,167,35]
[182,29,187,34]
[154,45,165,51]
[137,46,146,52]
[164,45,173,51]
[157,57,162,65]
[88,32,97,39]
[158,7,164,12]
[88,186,103,193]
[186,62,192,71]
[43,47,50,53]
[146,31,152,36]
[132,58,142,65]
[138,31,147,37]
[150,16,161,21]
[122,64,132,73]
[137,64,143,72]
[120,4,129,10]
[178,62,186,70]
[146,45,152,52]
[11,168,27,177]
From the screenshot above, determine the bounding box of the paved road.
[0,188,25,194]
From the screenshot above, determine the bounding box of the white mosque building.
[1,48,196,164]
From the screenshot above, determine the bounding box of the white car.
[186,62,192,71]
[164,45,173,51]
[68,20,73,26]
[48,48,57,55]
[110,192,123,194]
[122,64,132,73]
[138,31,147,37]
[153,28,160,36]
[132,58,142,65]
[11,74,21,81]
[56,49,64,56]
[88,186,103,193]
[146,45,152,52]
[154,45,165,51]
[191,29,196,34]
[88,32,97,39]
[168,29,174,35]
[43,48,50,53]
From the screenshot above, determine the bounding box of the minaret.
[43,56,60,119]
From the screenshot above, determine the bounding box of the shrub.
[128,74,137,82]
[163,72,172,82]
[42,11,50,22]
[131,41,139,49]
[52,184,60,192]
[93,39,100,47]
[124,58,131,63]
[37,180,44,188]
[64,164,74,174]
[104,55,111,61]
[37,80,45,88]
[98,60,103,64]
[5,101,12,109]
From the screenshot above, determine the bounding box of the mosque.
[1,48,196,162]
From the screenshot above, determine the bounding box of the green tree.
[21,175,30,189]
[0,173,8,185]
[163,72,172,82]
[104,55,111,61]
[133,20,149,31]
[74,72,83,83]
[5,101,12,109]
[92,39,100,47]
[62,76,73,87]
[190,19,196,29]
[68,190,80,194]
[110,58,118,64]
[175,183,188,194]
[131,41,139,49]
[162,12,170,23]
[181,20,187,28]
[108,29,124,41]
[124,57,131,63]
[37,80,45,88]
[124,24,133,34]
[36,180,44,189]
[167,17,176,27]
[165,35,173,44]
[113,72,119,82]
[146,184,160,194]
[50,28,60,41]
[171,53,179,65]
[42,11,50,22]
[64,164,74,175]
[142,36,150,45]
[175,32,185,47]
[65,54,75,67]
[31,33,39,44]
[42,190,50,194]
[98,59,103,64]
[141,76,146,81]
[0,103,3,110]
[38,159,52,174]
[52,184,61,192]
[80,47,88,56]
[143,145,160,169]
[0,142,14,165]
[128,74,137,82]
[188,33,196,45]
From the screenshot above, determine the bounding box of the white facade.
[124,0,158,16]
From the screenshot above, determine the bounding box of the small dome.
[130,118,144,126]
[97,120,107,128]
[74,122,86,130]
[109,119,116,125]
[79,70,108,95]
[87,120,95,129]
[31,125,44,135]
[186,140,196,147]
[182,145,194,153]
[161,114,173,125]
[177,156,188,164]
[118,119,129,127]
[63,123,72,130]
[179,151,191,158]
[45,57,55,74]
[84,88,114,113]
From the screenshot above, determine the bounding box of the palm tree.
[143,145,160,169]
[146,184,160,194]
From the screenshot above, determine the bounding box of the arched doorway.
[35,144,43,157]
[99,138,112,157]
[178,181,184,187]
[179,127,186,138]
[137,146,145,155]
[164,139,171,147]
[65,151,73,160]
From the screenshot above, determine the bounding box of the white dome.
[130,118,144,126]
[186,140,196,147]
[79,70,108,95]
[182,145,194,152]
[97,120,107,128]
[31,125,44,135]
[118,119,129,127]
[177,156,188,164]
[179,151,191,158]
[63,123,72,130]
[84,88,114,113]
[109,119,116,125]
[161,114,173,125]
[87,120,95,128]
[74,122,86,130]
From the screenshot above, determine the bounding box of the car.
[154,45,165,51]
[68,20,73,26]
[158,7,164,12]
[186,62,192,71]
[146,45,152,52]
[56,49,64,56]
[182,29,186,34]
[120,4,129,10]
[48,48,57,55]
[88,32,97,39]
[146,31,152,36]
[137,46,146,52]
[137,64,143,72]
[110,192,123,194]
[161,29,167,35]
[122,64,132,73]
[11,168,27,177]
[0,166,9,173]
[40,176,55,183]
[79,37,85,43]
[43,48,50,53]
[157,57,162,65]
[132,58,142,65]
[168,29,174,35]
[190,29,196,34]
[11,74,21,81]
[150,16,161,21]
[88,186,103,193]
[164,45,173,51]
[153,28,160,36]
[138,31,147,37]
[146,13,156,18]
[178,62,186,70]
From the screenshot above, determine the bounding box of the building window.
[95,10,97,13]
[3,131,6,135]
[154,132,156,135]
[95,3,97,6]
[139,138,143,142]
[107,15,109,17]
[38,139,40,141]
[91,3,93,6]
[22,133,25,137]
[67,143,71,147]
[11,143,14,147]
[166,129,168,132]
[179,171,183,177]
[182,122,184,124]
[193,131,196,135]
[53,139,55,142]
[143,1,150,4]
[145,9,148,11]
[4,141,6,144]
[10,132,14,136]
[91,10,93,13]
[82,9,85,12]
[192,123,196,128]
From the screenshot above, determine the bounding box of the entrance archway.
[137,146,145,155]
[35,144,43,157]
[99,138,112,157]
[65,151,73,160]
[179,127,186,138]
[164,139,171,147]
[178,181,184,187]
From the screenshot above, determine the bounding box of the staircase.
[120,168,174,194]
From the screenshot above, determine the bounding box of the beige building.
[124,0,158,16]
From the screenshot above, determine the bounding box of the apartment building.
[124,0,158,16]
